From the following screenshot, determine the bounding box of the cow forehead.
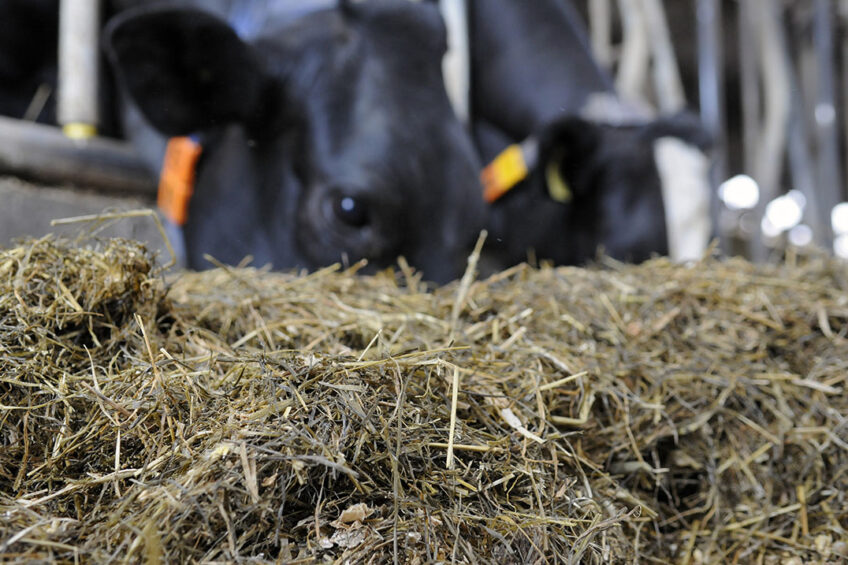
[226,0,336,39]
[255,1,444,62]
[251,5,448,121]
[241,2,459,177]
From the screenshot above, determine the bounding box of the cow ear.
[536,116,603,201]
[104,6,269,136]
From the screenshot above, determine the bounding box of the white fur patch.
[653,137,712,262]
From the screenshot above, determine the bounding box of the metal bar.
[615,0,651,105]
[0,116,155,196]
[738,0,760,178]
[589,0,613,69]
[696,0,726,248]
[640,0,685,112]
[749,0,791,262]
[841,0,848,201]
[58,0,101,138]
[697,0,724,151]
[787,66,822,249]
[439,0,470,124]
[812,0,841,249]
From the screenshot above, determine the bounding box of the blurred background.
[2,0,848,264]
[574,0,848,261]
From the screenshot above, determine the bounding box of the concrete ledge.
[0,176,171,263]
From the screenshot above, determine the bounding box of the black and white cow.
[104,0,486,283]
[478,113,712,268]
[459,0,713,270]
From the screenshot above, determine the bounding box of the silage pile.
[1,237,847,564]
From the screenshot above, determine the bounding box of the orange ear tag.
[158,136,202,225]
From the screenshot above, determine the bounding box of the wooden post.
[58,0,101,139]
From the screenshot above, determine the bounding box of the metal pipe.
[696,0,726,248]
[616,0,650,105]
[439,0,470,124]
[787,70,822,250]
[812,0,841,249]
[589,0,613,69]
[640,0,685,112]
[58,0,101,138]
[0,116,155,196]
[738,0,760,179]
[749,0,791,262]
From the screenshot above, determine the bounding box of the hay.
[1,237,847,564]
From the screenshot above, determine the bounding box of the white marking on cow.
[438,0,470,124]
[834,234,848,258]
[653,137,711,262]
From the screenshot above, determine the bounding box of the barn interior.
[1,1,847,563]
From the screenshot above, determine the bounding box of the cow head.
[482,113,712,270]
[104,1,484,283]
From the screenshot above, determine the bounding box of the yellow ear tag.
[545,148,572,203]
[481,144,530,203]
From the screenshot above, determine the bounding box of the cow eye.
[332,194,370,228]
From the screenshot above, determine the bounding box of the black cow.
[465,0,713,270]
[468,0,613,151]
[104,0,486,283]
[479,113,712,269]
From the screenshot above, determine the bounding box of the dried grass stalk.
[1,237,847,563]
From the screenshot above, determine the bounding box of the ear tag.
[158,136,202,226]
[545,148,572,203]
[481,144,528,203]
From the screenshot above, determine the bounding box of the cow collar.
[158,135,202,226]
[480,136,572,204]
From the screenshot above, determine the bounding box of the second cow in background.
[465,0,713,271]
